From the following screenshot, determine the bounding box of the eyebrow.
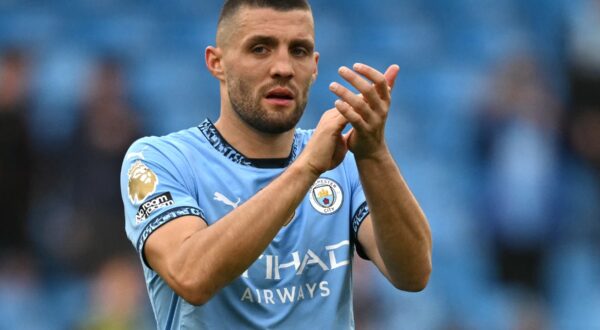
[243,35,315,52]
[244,35,279,48]
[290,39,314,53]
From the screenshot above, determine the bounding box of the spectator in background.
[78,254,151,330]
[475,53,562,294]
[555,0,600,250]
[566,107,600,173]
[0,49,33,261]
[57,58,143,274]
[0,48,45,330]
[568,0,600,111]
[566,0,600,174]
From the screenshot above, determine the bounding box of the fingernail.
[353,63,363,70]
[329,82,338,90]
[338,66,348,74]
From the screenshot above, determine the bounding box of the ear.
[311,51,320,84]
[206,46,225,81]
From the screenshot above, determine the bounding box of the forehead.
[229,7,315,44]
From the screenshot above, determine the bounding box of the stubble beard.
[227,77,310,134]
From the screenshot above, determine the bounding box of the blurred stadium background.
[1,0,599,329]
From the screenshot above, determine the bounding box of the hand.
[329,63,399,160]
[295,109,349,177]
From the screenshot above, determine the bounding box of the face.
[218,7,318,134]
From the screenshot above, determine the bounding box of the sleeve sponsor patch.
[135,192,175,224]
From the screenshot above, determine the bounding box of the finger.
[329,82,375,122]
[383,64,400,91]
[353,63,390,101]
[342,127,354,144]
[321,108,349,132]
[335,99,367,130]
[337,66,384,111]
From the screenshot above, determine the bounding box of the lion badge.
[127,160,159,204]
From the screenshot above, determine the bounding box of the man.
[0,49,33,259]
[120,0,432,328]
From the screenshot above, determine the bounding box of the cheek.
[298,59,317,74]
[228,68,259,88]
[227,74,259,101]
[296,63,317,84]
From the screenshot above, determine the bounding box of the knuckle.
[365,85,376,95]
[355,99,367,110]
[320,110,333,121]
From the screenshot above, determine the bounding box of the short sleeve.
[120,137,206,264]
[343,154,371,259]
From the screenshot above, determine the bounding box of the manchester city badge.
[309,178,343,214]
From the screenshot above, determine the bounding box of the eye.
[291,47,309,57]
[251,46,268,55]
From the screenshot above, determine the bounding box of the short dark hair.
[218,0,311,25]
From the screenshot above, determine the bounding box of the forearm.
[357,148,432,289]
[170,162,319,302]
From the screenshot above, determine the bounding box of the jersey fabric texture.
[120,119,370,330]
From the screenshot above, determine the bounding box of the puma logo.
[214,192,241,209]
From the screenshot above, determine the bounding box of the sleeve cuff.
[136,206,206,268]
[351,202,370,260]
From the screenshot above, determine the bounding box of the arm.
[329,63,432,291]
[355,155,432,291]
[145,109,350,305]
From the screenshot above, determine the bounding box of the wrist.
[288,157,322,183]
[354,144,391,162]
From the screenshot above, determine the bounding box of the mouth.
[264,87,295,106]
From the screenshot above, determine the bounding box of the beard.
[226,76,310,134]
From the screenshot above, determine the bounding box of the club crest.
[309,178,343,214]
[128,160,159,204]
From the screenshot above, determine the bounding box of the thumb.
[320,109,349,135]
[383,64,400,91]
[331,109,349,133]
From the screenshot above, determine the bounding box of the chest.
[191,164,354,277]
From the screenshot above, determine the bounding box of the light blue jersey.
[120,119,370,329]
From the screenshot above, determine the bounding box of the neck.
[214,107,296,159]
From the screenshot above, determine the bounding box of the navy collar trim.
[198,119,299,169]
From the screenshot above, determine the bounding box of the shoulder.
[120,127,205,205]
[124,126,203,164]
[120,127,206,188]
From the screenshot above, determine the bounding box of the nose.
[269,48,294,80]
